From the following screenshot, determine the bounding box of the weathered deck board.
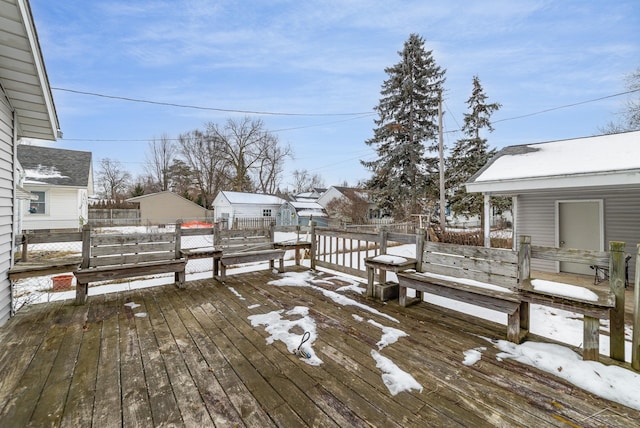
[1,269,639,427]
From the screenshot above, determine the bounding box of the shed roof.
[221,191,284,205]
[466,130,640,194]
[127,191,205,209]
[17,144,91,187]
[0,0,59,140]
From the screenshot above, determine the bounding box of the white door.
[558,201,602,275]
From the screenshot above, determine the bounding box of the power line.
[51,87,374,117]
[57,88,639,142]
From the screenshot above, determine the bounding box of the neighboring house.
[317,186,384,222]
[466,130,640,279]
[18,145,92,232]
[278,200,328,227]
[0,0,60,324]
[212,191,284,229]
[126,191,211,225]
[294,188,326,203]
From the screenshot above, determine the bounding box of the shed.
[466,130,640,278]
[18,145,93,232]
[279,201,328,227]
[212,191,284,229]
[0,0,60,324]
[126,191,210,225]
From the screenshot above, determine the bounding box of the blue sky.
[28,0,639,190]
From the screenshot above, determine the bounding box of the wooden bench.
[397,241,527,344]
[518,237,619,361]
[364,255,417,301]
[74,225,186,304]
[215,226,285,281]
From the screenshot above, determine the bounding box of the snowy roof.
[289,201,324,210]
[221,191,284,205]
[17,145,92,187]
[466,130,640,194]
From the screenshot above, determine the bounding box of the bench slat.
[425,242,518,263]
[89,251,179,267]
[90,241,176,257]
[397,272,520,313]
[75,259,186,283]
[421,263,518,289]
[220,250,285,266]
[92,232,176,246]
[425,253,519,278]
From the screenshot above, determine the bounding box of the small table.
[364,256,417,301]
[181,248,223,277]
[273,241,312,266]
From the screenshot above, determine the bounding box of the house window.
[29,191,46,214]
[263,209,272,217]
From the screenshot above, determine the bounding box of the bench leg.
[175,270,186,289]
[269,260,275,270]
[399,285,407,307]
[75,282,88,305]
[218,265,226,282]
[366,266,375,298]
[583,316,600,361]
[507,302,530,344]
[213,257,220,278]
[295,248,300,266]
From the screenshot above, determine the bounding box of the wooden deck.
[1,268,639,427]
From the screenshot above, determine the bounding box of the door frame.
[554,199,604,272]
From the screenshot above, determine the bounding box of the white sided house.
[0,0,60,324]
[18,145,92,232]
[213,191,284,229]
[466,130,640,279]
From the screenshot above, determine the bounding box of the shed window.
[29,191,46,214]
[263,209,272,217]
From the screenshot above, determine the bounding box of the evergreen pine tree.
[362,34,445,220]
[447,76,501,220]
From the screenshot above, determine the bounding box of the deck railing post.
[518,235,531,282]
[415,228,425,272]
[310,221,317,270]
[610,241,626,362]
[378,227,388,284]
[21,234,28,262]
[80,224,91,269]
[633,244,640,371]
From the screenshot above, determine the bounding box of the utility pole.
[438,91,446,229]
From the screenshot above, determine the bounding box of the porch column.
[483,193,491,248]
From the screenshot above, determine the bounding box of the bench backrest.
[216,228,274,252]
[421,241,519,289]
[82,232,180,269]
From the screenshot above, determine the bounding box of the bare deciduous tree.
[145,133,177,192]
[98,158,131,199]
[325,189,369,224]
[290,169,325,193]
[207,117,286,192]
[178,129,228,208]
[256,139,291,194]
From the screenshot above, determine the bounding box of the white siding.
[22,187,81,231]
[516,189,640,280]
[0,89,13,324]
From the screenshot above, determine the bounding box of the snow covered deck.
[1,268,639,427]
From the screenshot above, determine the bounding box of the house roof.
[17,144,92,187]
[466,130,640,194]
[220,191,284,205]
[0,0,59,140]
[127,191,205,209]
